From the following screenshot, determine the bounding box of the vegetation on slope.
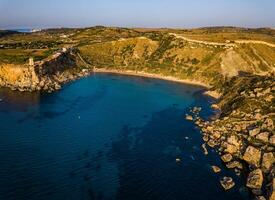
[0,26,274,88]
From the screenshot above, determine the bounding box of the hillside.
[77,27,275,87]
[0,27,274,89]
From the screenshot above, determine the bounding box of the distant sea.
[8,29,33,33]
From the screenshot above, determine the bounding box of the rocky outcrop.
[0,48,90,92]
[193,74,275,200]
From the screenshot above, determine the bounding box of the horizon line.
[2,25,275,31]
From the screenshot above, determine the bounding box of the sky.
[0,0,274,29]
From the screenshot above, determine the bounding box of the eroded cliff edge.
[0,48,90,92]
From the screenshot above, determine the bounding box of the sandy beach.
[93,68,210,88]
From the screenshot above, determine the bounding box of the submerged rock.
[201,143,208,155]
[256,196,266,200]
[220,177,235,190]
[185,114,193,121]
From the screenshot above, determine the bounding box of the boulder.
[185,114,193,121]
[255,113,262,120]
[212,166,221,173]
[220,177,235,190]
[243,146,261,167]
[224,143,240,154]
[265,118,274,129]
[270,135,275,146]
[250,128,261,137]
[246,169,263,189]
[234,125,242,132]
[206,126,214,132]
[256,132,270,143]
[221,154,233,163]
[212,131,221,139]
[261,152,275,173]
[227,135,241,146]
[226,161,243,169]
[203,135,209,142]
[207,139,219,148]
[211,104,219,109]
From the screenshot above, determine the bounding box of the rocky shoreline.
[188,74,275,200]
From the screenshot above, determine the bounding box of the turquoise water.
[8,29,33,33]
[0,73,250,200]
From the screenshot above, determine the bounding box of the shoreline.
[93,68,210,88]
[93,68,221,99]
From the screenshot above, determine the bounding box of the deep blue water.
[0,73,250,200]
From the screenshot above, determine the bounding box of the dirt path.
[169,33,235,47]
[235,40,275,48]
[170,33,275,48]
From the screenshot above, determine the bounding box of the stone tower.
[29,57,34,66]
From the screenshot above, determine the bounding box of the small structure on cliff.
[29,57,34,66]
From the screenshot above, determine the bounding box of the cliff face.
[0,49,88,92]
[0,64,39,91]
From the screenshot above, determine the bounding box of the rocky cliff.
[0,48,89,92]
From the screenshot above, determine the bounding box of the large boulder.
[243,146,261,167]
[222,135,243,154]
[246,169,263,189]
[224,143,240,154]
[262,152,275,173]
[256,132,270,143]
